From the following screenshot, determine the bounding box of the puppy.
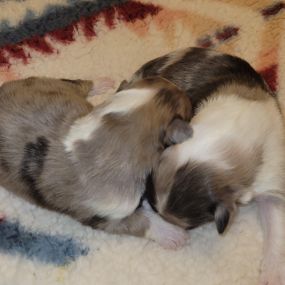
[120,47,285,284]
[0,76,192,248]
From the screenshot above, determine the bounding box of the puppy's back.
[0,77,92,204]
[125,47,273,109]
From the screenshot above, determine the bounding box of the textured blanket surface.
[0,1,284,284]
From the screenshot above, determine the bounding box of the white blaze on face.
[155,91,280,218]
[63,87,156,152]
[175,94,275,170]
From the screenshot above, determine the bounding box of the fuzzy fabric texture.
[0,0,284,284]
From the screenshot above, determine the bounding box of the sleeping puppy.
[119,47,285,284]
[0,76,192,248]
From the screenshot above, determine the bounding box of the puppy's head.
[119,77,193,147]
[133,77,191,113]
[150,148,236,234]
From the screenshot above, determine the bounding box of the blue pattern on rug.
[0,0,129,47]
[0,220,89,265]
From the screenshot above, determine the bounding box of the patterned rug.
[0,1,284,284]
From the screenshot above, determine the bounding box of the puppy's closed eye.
[163,118,193,146]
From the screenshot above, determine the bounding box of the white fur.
[178,96,269,161]
[63,88,155,152]
[143,201,188,249]
[63,113,101,152]
[173,93,285,285]
[258,198,285,285]
[102,88,155,114]
[250,130,285,197]
[176,94,283,187]
[85,193,141,220]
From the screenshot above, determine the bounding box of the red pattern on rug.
[0,1,161,67]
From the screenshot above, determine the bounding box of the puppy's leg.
[142,201,189,250]
[72,80,94,97]
[87,77,115,97]
[98,201,188,250]
[4,77,94,99]
[257,196,285,285]
[59,78,94,98]
[0,212,4,221]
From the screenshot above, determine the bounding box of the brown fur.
[65,77,192,224]
[0,77,93,206]
[117,47,275,235]
[119,47,273,111]
[0,76,192,239]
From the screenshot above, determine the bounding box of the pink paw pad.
[147,215,188,250]
[88,77,115,97]
[259,264,285,285]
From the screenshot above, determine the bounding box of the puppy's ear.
[214,203,235,234]
[116,80,128,92]
[164,118,193,146]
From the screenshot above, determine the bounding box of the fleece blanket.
[0,1,284,284]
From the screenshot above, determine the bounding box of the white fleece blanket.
[1,0,284,284]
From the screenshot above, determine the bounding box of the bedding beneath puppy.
[0,0,284,284]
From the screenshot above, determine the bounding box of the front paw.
[88,77,115,97]
[259,264,285,285]
[156,226,188,250]
[146,216,188,250]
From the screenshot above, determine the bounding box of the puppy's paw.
[146,215,188,250]
[88,77,115,97]
[259,264,285,285]
[155,226,188,250]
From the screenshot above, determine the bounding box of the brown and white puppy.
[120,47,285,284]
[0,76,192,248]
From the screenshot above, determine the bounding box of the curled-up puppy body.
[119,47,285,283]
[154,91,285,283]
[0,76,192,248]
[118,47,271,108]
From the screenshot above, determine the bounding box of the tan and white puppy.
[0,76,192,248]
[154,86,285,285]
[120,47,285,284]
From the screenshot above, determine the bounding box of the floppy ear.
[214,203,232,234]
[164,118,193,146]
[116,80,128,92]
